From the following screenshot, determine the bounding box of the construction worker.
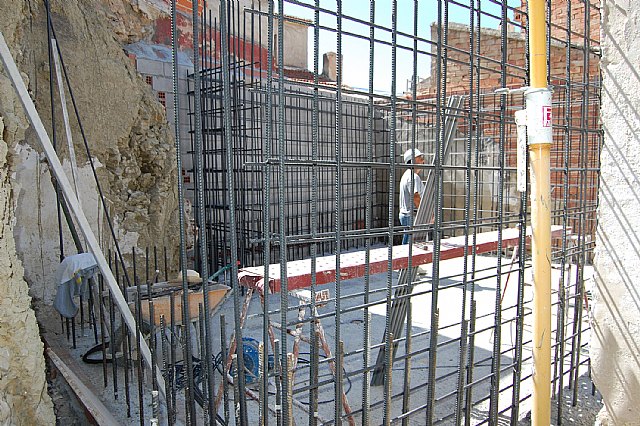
[399,148,425,244]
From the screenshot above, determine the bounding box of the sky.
[280,0,520,94]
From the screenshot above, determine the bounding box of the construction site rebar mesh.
[177,0,603,424]
[40,0,601,424]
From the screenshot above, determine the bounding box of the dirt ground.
[519,373,603,426]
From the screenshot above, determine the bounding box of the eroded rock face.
[1,0,180,303]
[0,114,54,424]
[0,1,179,421]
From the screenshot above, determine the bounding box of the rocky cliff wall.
[0,111,54,424]
[0,0,180,303]
[0,0,180,420]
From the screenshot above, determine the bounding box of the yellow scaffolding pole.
[527,0,552,424]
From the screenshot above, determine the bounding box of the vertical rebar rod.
[273,2,291,425]
[198,304,210,425]
[120,304,131,418]
[464,301,477,426]
[336,340,345,425]
[470,0,482,326]
[427,0,447,422]
[44,0,65,270]
[259,340,266,426]
[361,2,375,423]
[455,319,469,425]
[571,0,593,406]
[427,309,440,425]
[170,0,196,421]
[553,3,573,423]
[402,304,413,426]
[80,294,85,339]
[149,296,158,397]
[311,329,321,426]
[109,288,118,401]
[262,1,274,422]
[511,2,532,423]
[98,275,108,388]
[88,279,98,344]
[334,1,345,424]
[309,2,321,425]
[457,2,477,423]
[220,314,230,424]
[401,3,420,424]
[160,316,171,425]
[231,354,240,425]
[383,1,398,424]
[489,2,508,422]
[274,339,282,426]
[219,0,248,422]
[71,309,77,349]
[117,255,131,418]
[134,249,145,426]
[169,292,176,425]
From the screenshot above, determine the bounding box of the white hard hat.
[403,148,424,164]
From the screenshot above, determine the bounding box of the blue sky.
[280,0,520,93]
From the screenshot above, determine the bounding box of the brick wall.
[176,0,203,16]
[418,13,601,240]
[515,0,600,45]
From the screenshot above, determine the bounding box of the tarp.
[53,253,99,318]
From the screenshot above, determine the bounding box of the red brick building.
[412,1,601,243]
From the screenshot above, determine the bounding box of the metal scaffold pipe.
[527,0,552,424]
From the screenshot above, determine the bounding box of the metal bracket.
[495,86,530,95]
[515,110,528,192]
[524,87,554,145]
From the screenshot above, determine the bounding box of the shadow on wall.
[592,24,640,421]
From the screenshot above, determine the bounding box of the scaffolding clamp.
[524,87,554,146]
[499,86,553,193]
[495,86,529,95]
[496,86,554,145]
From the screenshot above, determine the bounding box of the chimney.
[322,52,341,82]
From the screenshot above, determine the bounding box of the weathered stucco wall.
[0,113,55,424]
[591,1,640,424]
[280,21,308,69]
[0,0,181,303]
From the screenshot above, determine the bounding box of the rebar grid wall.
[189,70,392,270]
[170,0,601,424]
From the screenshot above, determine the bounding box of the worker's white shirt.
[399,168,424,217]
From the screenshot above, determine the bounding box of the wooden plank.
[46,347,119,426]
[239,226,565,293]
[0,32,165,399]
[132,284,229,325]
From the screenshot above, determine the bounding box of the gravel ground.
[519,373,603,425]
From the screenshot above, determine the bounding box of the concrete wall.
[591,1,640,424]
[278,21,309,69]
